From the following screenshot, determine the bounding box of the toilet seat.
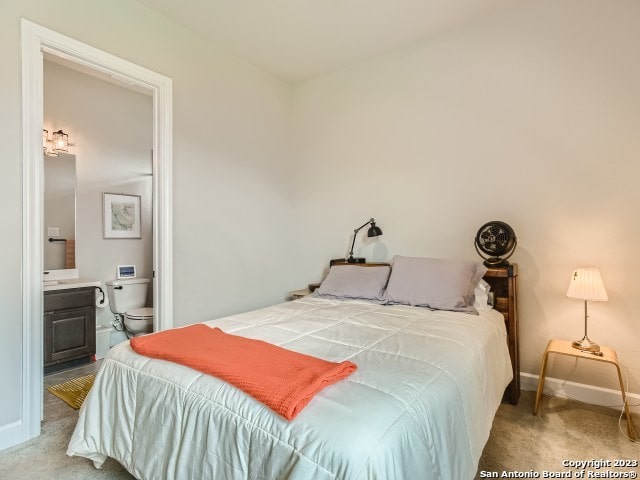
[126,307,154,320]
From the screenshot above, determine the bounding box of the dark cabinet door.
[44,288,96,367]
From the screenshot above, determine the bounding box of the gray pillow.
[315,265,391,301]
[385,256,487,313]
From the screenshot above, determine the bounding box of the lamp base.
[347,257,366,264]
[572,336,600,353]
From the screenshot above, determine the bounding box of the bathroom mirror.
[43,153,76,271]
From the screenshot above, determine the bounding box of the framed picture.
[103,193,141,239]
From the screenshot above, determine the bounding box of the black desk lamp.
[347,218,383,263]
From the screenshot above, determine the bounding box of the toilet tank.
[106,278,150,314]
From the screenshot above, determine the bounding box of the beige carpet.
[477,391,639,478]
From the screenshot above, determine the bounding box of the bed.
[68,257,514,479]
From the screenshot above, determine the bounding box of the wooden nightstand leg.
[613,362,638,441]
[534,350,551,416]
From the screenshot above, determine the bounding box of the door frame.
[18,19,173,446]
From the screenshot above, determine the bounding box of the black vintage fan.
[474,221,517,267]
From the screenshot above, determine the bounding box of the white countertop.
[43,278,102,292]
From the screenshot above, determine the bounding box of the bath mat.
[46,373,96,410]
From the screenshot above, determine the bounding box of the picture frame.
[103,193,141,239]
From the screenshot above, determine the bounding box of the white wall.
[1,0,292,440]
[291,0,640,395]
[44,60,154,336]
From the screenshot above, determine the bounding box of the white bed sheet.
[68,297,512,480]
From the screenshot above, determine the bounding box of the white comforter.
[68,297,512,480]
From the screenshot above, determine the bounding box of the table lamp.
[347,218,383,263]
[566,267,608,352]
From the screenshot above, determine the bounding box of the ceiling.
[137,0,513,83]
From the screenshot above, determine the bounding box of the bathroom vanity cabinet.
[44,286,96,368]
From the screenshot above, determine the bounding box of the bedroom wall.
[44,60,154,339]
[0,0,291,441]
[290,0,640,396]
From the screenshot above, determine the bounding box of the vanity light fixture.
[347,218,383,263]
[43,129,70,156]
[42,129,57,157]
[566,267,608,352]
[52,129,69,153]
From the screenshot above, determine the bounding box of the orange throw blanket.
[130,324,357,420]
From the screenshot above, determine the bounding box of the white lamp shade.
[566,268,608,301]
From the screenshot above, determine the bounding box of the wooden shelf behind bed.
[483,263,520,405]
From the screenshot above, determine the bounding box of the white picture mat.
[103,193,141,239]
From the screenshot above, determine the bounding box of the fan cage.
[474,221,517,267]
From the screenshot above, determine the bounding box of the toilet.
[124,306,154,335]
[105,278,153,336]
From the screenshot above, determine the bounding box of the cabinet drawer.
[44,287,94,312]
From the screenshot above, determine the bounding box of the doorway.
[19,20,173,448]
[43,56,155,348]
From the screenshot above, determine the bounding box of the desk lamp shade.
[566,268,608,352]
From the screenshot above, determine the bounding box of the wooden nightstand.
[534,338,637,441]
[289,288,311,300]
[289,283,320,300]
[483,264,520,405]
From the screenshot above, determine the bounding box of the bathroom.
[43,56,154,358]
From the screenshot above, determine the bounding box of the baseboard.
[0,419,25,451]
[521,372,640,415]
